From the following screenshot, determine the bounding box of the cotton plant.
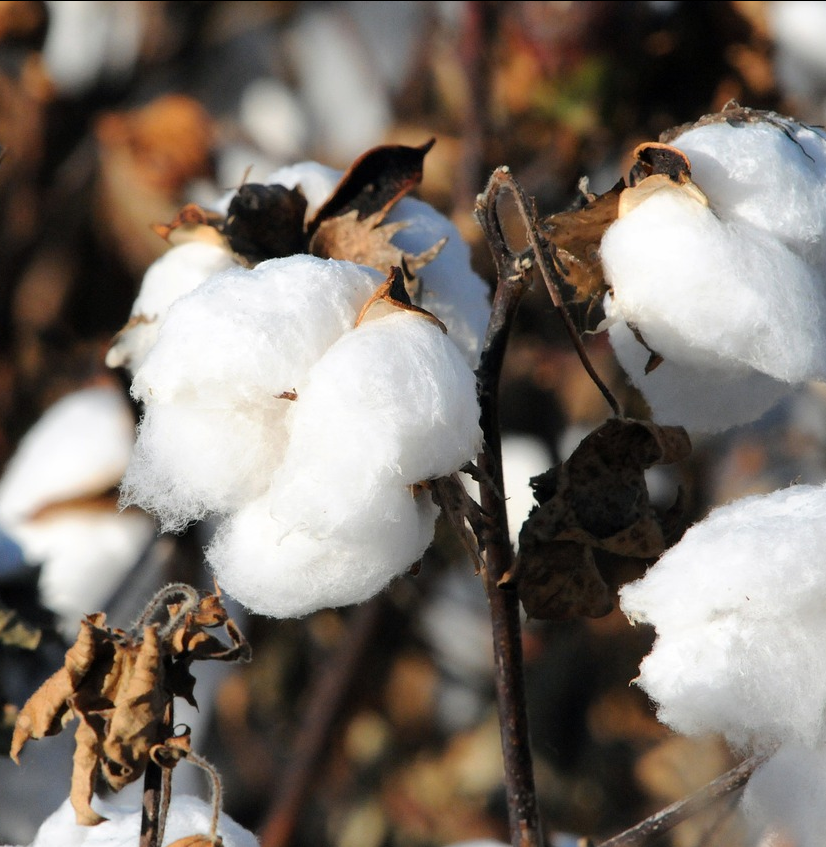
[550,105,826,432]
[111,141,487,619]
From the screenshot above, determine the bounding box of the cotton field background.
[3,2,826,847]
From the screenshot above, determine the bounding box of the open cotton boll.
[0,386,135,525]
[620,483,826,750]
[673,118,826,261]
[264,162,491,366]
[208,487,439,618]
[741,743,826,847]
[268,311,482,537]
[601,183,826,385]
[119,403,288,531]
[131,255,382,406]
[606,319,793,431]
[106,241,238,373]
[30,794,258,847]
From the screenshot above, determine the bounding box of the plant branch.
[474,167,543,847]
[596,751,770,847]
[491,169,622,417]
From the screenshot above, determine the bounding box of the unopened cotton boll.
[106,241,239,373]
[29,794,258,847]
[264,162,491,366]
[601,115,826,431]
[620,483,826,751]
[207,487,439,618]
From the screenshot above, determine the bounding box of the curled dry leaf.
[10,588,250,825]
[355,266,446,331]
[511,418,690,621]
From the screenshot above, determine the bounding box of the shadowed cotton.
[620,483,826,751]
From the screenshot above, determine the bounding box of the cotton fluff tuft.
[741,744,826,847]
[602,116,826,431]
[106,241,238,373]
[28,793,258,847]
[261,161,492,366]
[120,254,483,617]
[620,483,826,751]
[120,256,382,530]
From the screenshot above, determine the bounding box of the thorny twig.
[596,751,770,847]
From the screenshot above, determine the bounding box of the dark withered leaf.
[514,418,690,621]
[537,180,624,304]
[307,138,436,235]
[223,183,308,263]
[628,142,692,186]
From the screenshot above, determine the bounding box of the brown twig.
[596,751,770,847]
[140,757,165,847]
[474,167,544,847]
[258,598,384,847]
[490,169,622,417]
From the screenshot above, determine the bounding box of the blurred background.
[2,2,826,846]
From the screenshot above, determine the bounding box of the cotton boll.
[263,163,491,365]
[208,487,439,618]
[672,119,826,263]
[0,386,135,525]
[106,241,239,373]
[268,311,482,538]
[120,402,287,531]
[30,794,258,847]
[606,319,794,431]
[741,743,826,847]
[620,483,826,750]
[132,255,381,406]
[601,183,826,385]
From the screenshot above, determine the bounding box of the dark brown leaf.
[514,418,691,620]
[307,138,436,236]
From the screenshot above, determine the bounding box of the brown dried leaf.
[222,183,308,263]
[514,418,691,620]
[0,603,40,650]
[166,837,222,847]
[307,138,436,235]
[354,266,446,331]
[537,180,624,304]
[70,717,107,826]
[101,625,165,791]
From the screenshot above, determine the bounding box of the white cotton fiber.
[106,241,238,372]
[674,119,826,262]
[265,161,491,365]
[741,744,826,847]
[620,483,826,751]
[119,402,287,530]
[0,386,135,524]
[268,311,482,537]
[601,115,826,431]
[207,487,439,618]
[131,255,382,406]
[30,793,258,847]
[602,184,826,384]
[606,319,794,431]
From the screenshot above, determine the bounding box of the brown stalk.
[474,167,544,847]
[596,751,770,847]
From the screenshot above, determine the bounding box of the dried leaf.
[514,418,691,621]
[151,203,227,247]
[307,138,436,235]
[70,717,107,826]
[0,602,40,650]
[222,183,308,263]
[166,836,222,847]
[538,180,624,304]
[354,266,446,331]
